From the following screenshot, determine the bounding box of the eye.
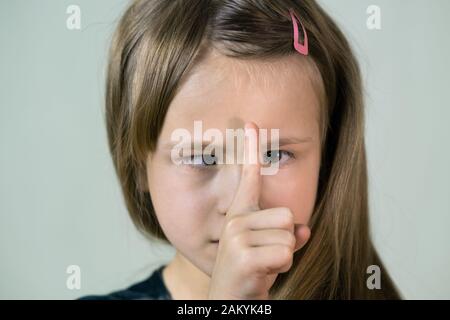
[182,153,217,169]
[262,150,294,166]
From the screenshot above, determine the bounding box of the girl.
[81,0,401,299]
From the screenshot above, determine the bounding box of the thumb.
[294,224,311,252]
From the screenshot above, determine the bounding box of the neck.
[162,251,211,300]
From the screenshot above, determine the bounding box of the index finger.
[228,121,262,216]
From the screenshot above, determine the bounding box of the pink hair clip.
[289,8,309,55]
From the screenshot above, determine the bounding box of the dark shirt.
[78,265,172,300]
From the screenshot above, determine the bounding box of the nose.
[213,164,243,215]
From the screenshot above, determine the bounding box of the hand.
[208,122,311,300]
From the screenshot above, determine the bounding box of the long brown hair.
[105,0,401,299]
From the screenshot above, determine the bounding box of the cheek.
[260,157,320,224]
[147,165,212,244]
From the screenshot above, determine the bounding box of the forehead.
[159,50,322,141]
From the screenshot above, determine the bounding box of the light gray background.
[1,0,449,299]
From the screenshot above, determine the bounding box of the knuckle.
[235,232,249,247]
[285,207,294,221]
[226,216,243,234]
[279,208,294,229]
[279,258,293,273]
[287,232,296,249]
[270,247,292,273]
[239,248,255,273]
[279,246,293,263]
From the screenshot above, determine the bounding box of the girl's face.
[146,50,322,276]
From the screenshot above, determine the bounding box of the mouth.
[210,240,220,244]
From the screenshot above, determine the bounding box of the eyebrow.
[277,137,313,146]
[161,136,313,150]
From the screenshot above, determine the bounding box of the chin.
[178,244,216,278]
[195,249,216,277]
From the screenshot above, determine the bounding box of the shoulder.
[78,265,172,300]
